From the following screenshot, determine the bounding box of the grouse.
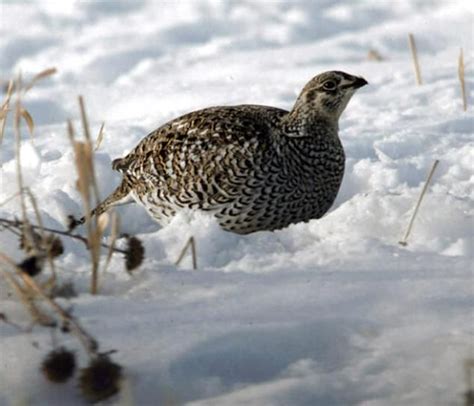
[78,71,367,234]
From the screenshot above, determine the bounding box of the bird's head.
[291,71,368,122]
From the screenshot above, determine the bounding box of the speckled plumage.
[82,71,367,234]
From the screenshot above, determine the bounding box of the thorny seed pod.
[125,236,144,272]
[45,234,64,258]
[19,230,63,258]
[41,347,76,383]
[17,255,44,276]
[79,356,122,402]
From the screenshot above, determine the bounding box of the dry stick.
[24,188,57,281]
[459,48,467,111]
[14,75,28,224]
[0,80,14,155]
[77,97,103,294]
[24,67,57,93]
[95,122,105,151]
[399,160,439,246]
[0,312,27,332]
[70,120,98,294]
[0,266,55,327]
[408,33,422,85]
[0,222,22,237]
[103,211,120,274]
[20,272,99,355]
[0,191,21,207]
[13,76,38,271]
[190,236,197,270]
[0,217,127,254]
[0,252,98,356]
[175,236,197,270]
[19,108,34,139]
[78,96,101,208]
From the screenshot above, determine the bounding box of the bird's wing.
[114,105,287,175]
[112,105,287,207]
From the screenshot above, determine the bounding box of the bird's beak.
[351,76,368,89]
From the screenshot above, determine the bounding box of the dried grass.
[95,122,106,151]
[399,160,439,246]
[408,33,422,85]
[70,100,109,294]
[24,67,57,93]
[175,236,197,270]
[0,67,130,403]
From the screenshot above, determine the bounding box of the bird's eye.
[322,81,337,90]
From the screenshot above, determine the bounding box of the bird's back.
[113,105,287,175]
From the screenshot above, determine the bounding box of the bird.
[77,71,367,234]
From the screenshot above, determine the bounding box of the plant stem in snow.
[458,48,467,111]
[399,160,439,246]
[408,33,422,85]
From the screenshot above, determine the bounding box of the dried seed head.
[41,347,76,383]
[45,235,64,258]
[79,356,122,402]
[17,255,44,276]
[125,236,144,272]
[19,230,63,258]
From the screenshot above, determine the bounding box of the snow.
[0,0,473,405]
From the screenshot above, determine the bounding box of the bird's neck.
[283,107,339,138]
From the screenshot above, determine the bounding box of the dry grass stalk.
[408,33,423,85]
[24,188,57,280]
[0,250,98,355]
[24,67,57,93]
[72,97,109,294]
[78,96,100,207]
[67,118,75,143]
[1,69,59,281]
[399,160,439,246]
[0,265,55,327]
[0,217,127,254]
[20,271,99,355]
[72,138,97,288]
[0,191,21,207]
[20,108,34,137]
[0,79,14,155]
[103,211,119,274]
[95,122,105,151]
[2,68,56,156]
[458,48,467,111]
[73,140,101,293]
[14,74,28,222]
[175,236,197,270]
[12,75,41,276]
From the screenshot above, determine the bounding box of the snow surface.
[0,0,473,405]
